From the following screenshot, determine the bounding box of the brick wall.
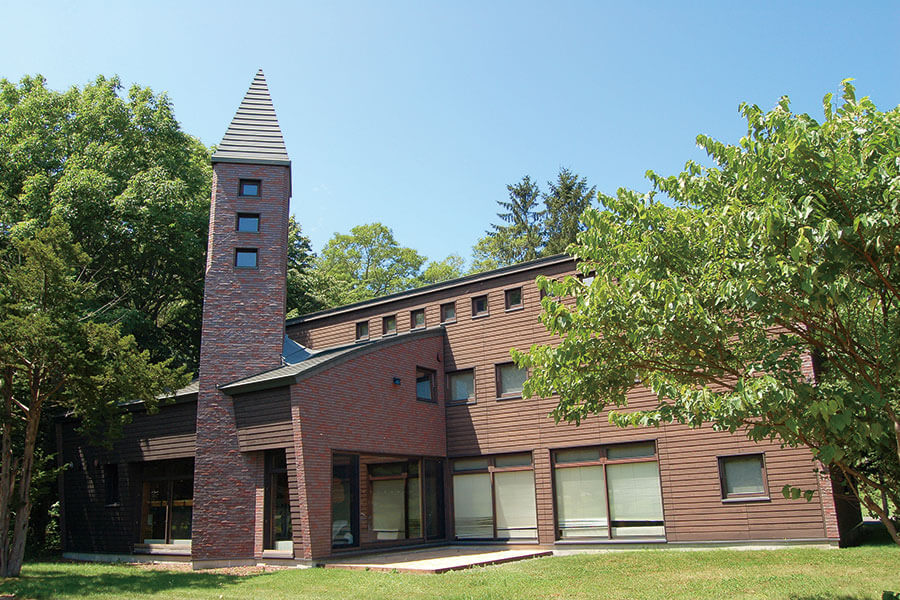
[290,332,446,560]
[193,161,291,561]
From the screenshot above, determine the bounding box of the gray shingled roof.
[219,327,444,395]
[212,69,291,166]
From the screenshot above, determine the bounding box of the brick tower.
[192,70,291,564]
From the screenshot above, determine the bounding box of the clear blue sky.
[3,1,898,264]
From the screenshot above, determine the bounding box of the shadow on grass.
[4,564,246,599]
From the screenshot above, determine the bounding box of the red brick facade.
[193,161,291,561]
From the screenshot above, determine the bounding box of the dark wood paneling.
[233,387,292,451]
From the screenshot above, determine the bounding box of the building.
[57,71,851,568]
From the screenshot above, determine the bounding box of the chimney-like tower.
[193,70,291,563]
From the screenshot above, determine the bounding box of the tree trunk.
[4,398,42,578]
[0,368,15,577]
[838,463,900,546]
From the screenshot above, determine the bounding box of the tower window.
[236,213,260,232]
[235,248,258,268]
[239,179,261,197]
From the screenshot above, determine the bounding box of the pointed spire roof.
[212,69,291,166]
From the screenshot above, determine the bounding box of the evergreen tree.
[542,168,596,255]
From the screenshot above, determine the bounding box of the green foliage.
[542,168,596,255]
[0,219,188,576]
[471,169,596,271]
[417,254,466,286]
[514,81,900,543]
[472,176,545,270]
[316,223,427,304]
[0,74,211,370]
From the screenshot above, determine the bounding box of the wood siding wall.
[233,387,293,452]
[58,400,197,553]
[289,259,836,546]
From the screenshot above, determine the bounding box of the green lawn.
[3,545,899,600]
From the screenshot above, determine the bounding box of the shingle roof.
[212,69,291,166]
[219,326,444,395]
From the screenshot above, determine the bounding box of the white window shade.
[554,464,608,538]
[606,461,664,537]
[453,473,493,538]
[372,479,405,540]
[494,470,537,539]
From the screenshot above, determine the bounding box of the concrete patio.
[322,545,553,574]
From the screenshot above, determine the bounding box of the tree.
[418,254,466,285]
[472,176,545,271]
[316,223,427,303]
[0,219,186,576]
[285,216,336,318]
[542,168,596,255]
[0,74,211,371]
[514,81,900,544]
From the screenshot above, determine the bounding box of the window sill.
[504,306,524,313]
[440,319,457,325]
[447,400,477,407]
[496,394,523,401]
[416,398,437,404]
[355,338,369,343]
[261,549,294,559]
[471,313,490,320]
[410,326,426,331]
[382,332,397,338]
[722,496,770,504]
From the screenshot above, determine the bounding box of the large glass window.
[553,442,664,540]
[332,454,359,548]
[369,460,424,541]
[452,453,536,540]
[265,450,292,551]
[139,459,194,545]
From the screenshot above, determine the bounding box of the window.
[139,459,194,546]
[235,248,258,268]
[504,287,523,310]
[104,464,119,506]
[719,454,768,500]
[447,369,475,405]
[370,460,421,540]
[416,367,436,402]
[471,295,489,317]
[579,272,595,286]
[452,453,536,540]
[239,179,261,197]
[496,363,526,398]
[236,213,260,232]
[355,321,369,341]
[264,450,292,551]
[366,458,445,542]
[440,302,456,323]
[332,454,359,548]
[553,442,664,540]
[410,308,426,329]
[382,315,397,336]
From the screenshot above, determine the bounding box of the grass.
[2,544,899,600]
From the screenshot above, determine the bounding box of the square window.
[471,295,489,317]
[355,321,369,341]
[416,367,436,402]
[719,454,768,500]
[236,213,260,232]
[440,302,456,323]
[239,179,261,197]
[235,248,258,268]
[504,287,523,310]
[382,315,397,336]
[411,308,425,329]
[447,369,475,405]
[496,363,526,398]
